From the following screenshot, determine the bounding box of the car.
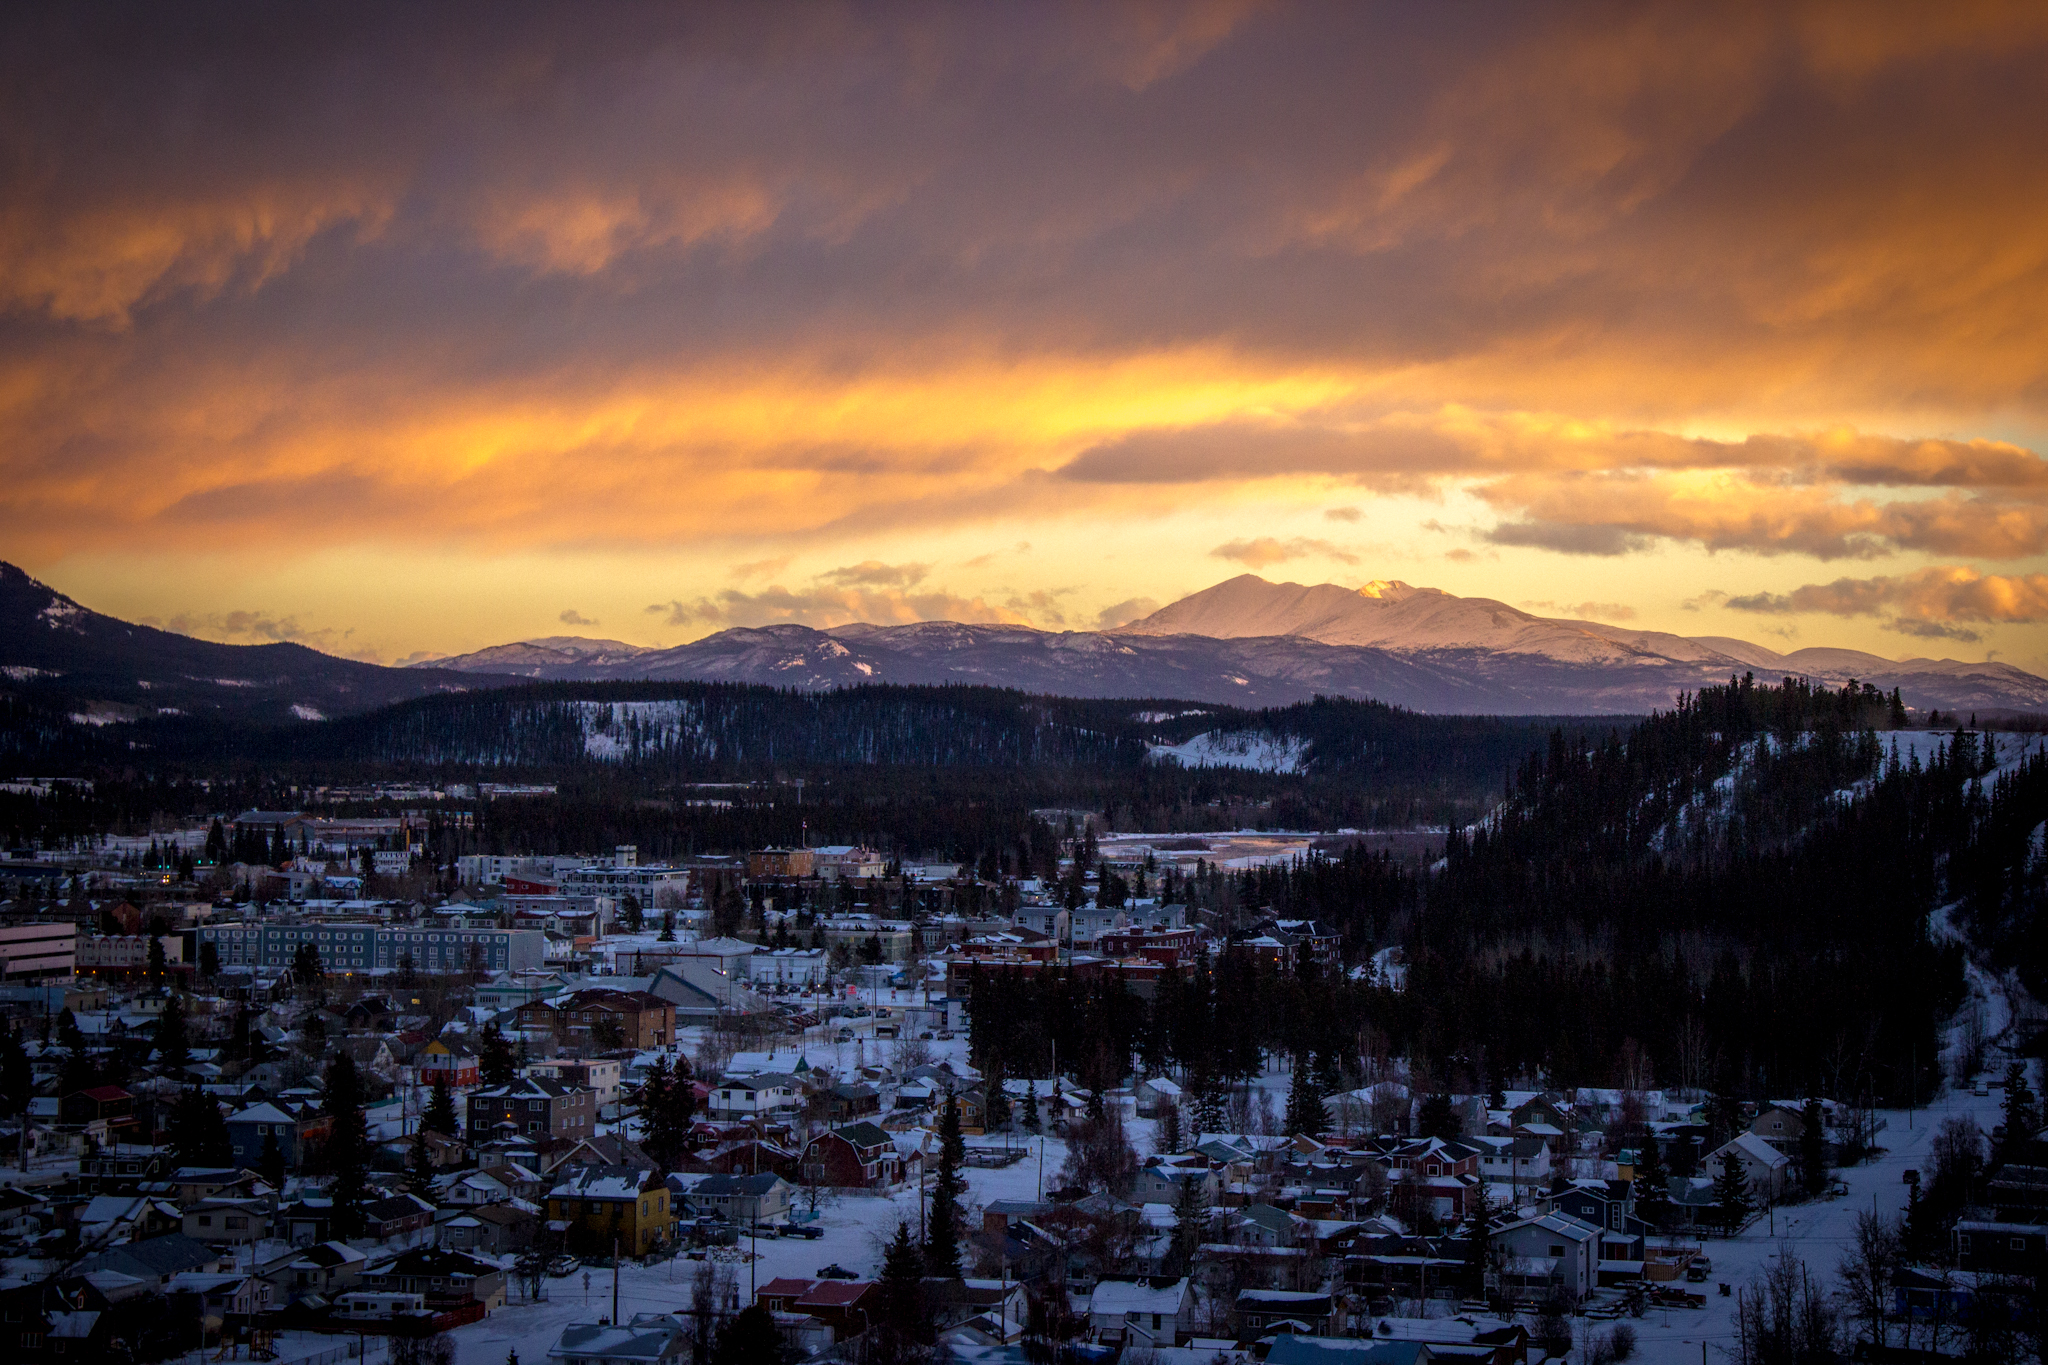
[782,1223,825,1239]
[751,1221,785,1238]
[836,1027,856,1042]
[818,1263,859,1280]
[547,1254,579,1277]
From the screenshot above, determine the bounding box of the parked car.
[548,1255,580,1277]
[781,1223,824,1240]
[818,1263,859,1280]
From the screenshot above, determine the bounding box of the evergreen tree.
[1169,1169,1208,1273]
[258,1128,286,1187]
[1418,1092,1461,1140]
[1713,1147,1753,1234]
[875,1221,933,1353]
[291,942,324,996]
[56,1007,84,1054]
[154,993,190,1069]
[1464,1193,1493,1297]
[478,1023,518,1086]
[147,936,168,980]
[1799,1098,1829,1198]
[424,1074,459,1137]
[322,1053,371,1237]
[198,941,220,979]
[711,1303,785,1365]
[1284,1057,1327,1136]
[982,1059,1011,1130]
[1191,1077,1228,1137]
[1021,1082,1041,1134]
[925,1095,967,1278]
[2003,1061,2039,1148]
[167,1086,233,1167]
[1156,1096,1184,1155]
[658,911,675,942]
[405,1127,437,1198]
[0,1026,29,1131]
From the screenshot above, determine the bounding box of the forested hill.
[968,677,1989,1107]
[31,680,1589,787]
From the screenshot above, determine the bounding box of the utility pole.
[612,1236,620,1324]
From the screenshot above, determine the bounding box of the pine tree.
[711,1303,784,1365]
[168,1086,232,1167]
[2003,1061,2039,1148]
[1022,1082,1041,1134]
[155,994,190,1069]
[1464,1193,1493,1297]
[424,1074,459,1137]
[258,1128,287,1186]
[1157,1096,1184,1155]
[925,1096,965,1278]
[1169,1169,1208,1273]
[1713,1147,1752,1234]
[405,1127,436,1198]
[322,1053,371,1237]
[983,1059,1011,1130]
[1284,1057,1327,1136]
[1192,1077,1228,1138]
[876,1221,933,1351]
[1418,1093,1461,1139]
[1799,1098,1829,1197]
[478,1023,518,1086]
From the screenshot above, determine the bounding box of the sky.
[8,3,2048,669]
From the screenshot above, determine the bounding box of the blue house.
[227,1101,320,1171]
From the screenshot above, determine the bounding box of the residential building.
[360,1247,506,1310]
[707,1073,801,1123]
[1234,1288,1341,1340]
[517,989,674,1052]
[1088,1278,1194,1349]
[1490,1211,1602,1305]
[527,1058,624,1109]
[0,920,76,980]
[182,1197,272,1246]
[1706,1132,1792,1205]
[803,1123,905,1189]
[690,1173,794,1224]
[546,1166,676,1256]
[547,1313,693,1365]
[197,922,545,973]
[747,848,816,879]
[417,1040,480,1089]
[226,1101,330,1172]
[468,1077,597,1142]
[810,846,887,880]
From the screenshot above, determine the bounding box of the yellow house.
[545,1166,674,1256]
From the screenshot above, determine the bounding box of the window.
[1549,1244,1564,1257]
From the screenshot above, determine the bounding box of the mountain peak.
[1357,579,1433,602]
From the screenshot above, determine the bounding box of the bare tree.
[1836,1210,1900,1352]
[1734,1253,1838,1365]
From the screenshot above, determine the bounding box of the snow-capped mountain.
[411,574,2048,715]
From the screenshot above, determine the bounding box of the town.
[2,791,2036,1365]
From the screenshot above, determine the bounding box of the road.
[1628,1085,2003,1364]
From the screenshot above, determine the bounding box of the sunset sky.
[8,4,2048,669]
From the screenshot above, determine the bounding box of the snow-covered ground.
[1147,729,1310,773]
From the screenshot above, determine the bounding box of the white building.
[0,921,76,980]
[750,948,829,986]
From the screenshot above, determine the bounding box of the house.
[361,1247,506,1310]
[72,1234,231,1290]
[1133,1077,1184,1119]
[820,1083,882,1125]
[547,1166,676,1256]
[416,1040,480,1089]
[516,989,675,1053]
[60,1086,135,1128]
[1955,1220,2048,1275]
[360,1193,437,1244]
[1749,1104,1815,1154]
[526,1058,624,1109]
[1475,1135,1552,1190]
[468,1077,597,1142]
[690,1172,794,1224]
[803,1123,906,1189]
[338,1036,400,1082]
[262,1241,367,1305]
[1132,1161,1221,1207]
[225,1102,327,1172]
[1088,1278,1194,1348]
[166,1273,274,1322]
[182,1197,272,1246]
[547,1313,693,1365]
[77,1194,182,1245]
[1490,1211,1603,1305]
[753,1278,878,1341]
[549,1135,656,1174]
[706,1073,800,1122]
[442,1203,539,1257]
[1234,1288,1341,1340]
[1706,1133,1791,1205]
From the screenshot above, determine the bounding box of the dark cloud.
[1484,521,1651,556]
[559,609,598,626]
[1095,596,1160,629]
